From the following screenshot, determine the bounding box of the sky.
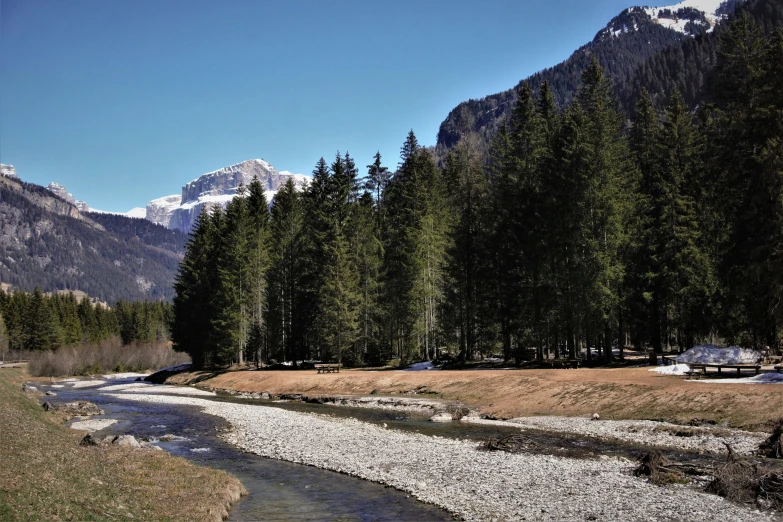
[2,0,645,212]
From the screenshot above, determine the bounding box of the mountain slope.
[434,0,738,156]
[0,173,184,302]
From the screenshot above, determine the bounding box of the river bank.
[163,366,783,430]
[0,367,245,522]
[106,388,771,521]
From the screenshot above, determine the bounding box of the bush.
[28,338,190,377]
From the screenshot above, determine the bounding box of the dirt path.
[166,366,783,431]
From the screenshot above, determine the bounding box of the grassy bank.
[0,367,244,521]
[167,367,783,431]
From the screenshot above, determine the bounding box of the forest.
[172,13,783,369]
[0,288,172,353]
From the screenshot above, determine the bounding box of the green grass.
[0,367,244,521]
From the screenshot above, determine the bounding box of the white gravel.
[69,418,118,432]
[70,380,107,388]
[106,392,769,521]
[483,416,767,456]
[99,382,216,396]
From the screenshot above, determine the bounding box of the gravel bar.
[107,391,769,521]
[466,416,766,456]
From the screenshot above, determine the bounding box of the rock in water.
[22,384,38,393]
[45,390,57,396]
[430,412,453,423]
[58,401,104,416]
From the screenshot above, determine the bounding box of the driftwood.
[704,443,783,510]
[633,451,707,484]
[480,433,538,453]
[759,419,783,459]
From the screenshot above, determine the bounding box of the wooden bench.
[315,363,341,374]
[684,369,702,380]
[688,363,761,376]
[547,359,581,369]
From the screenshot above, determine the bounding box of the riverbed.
[42,376,772,521]
[43,377,453,521]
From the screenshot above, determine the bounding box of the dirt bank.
[0,367,245,522]
[167,367,783,431]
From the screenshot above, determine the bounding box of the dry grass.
[28,338,190,377]
[0,367,244,521]
[168,366,783,430]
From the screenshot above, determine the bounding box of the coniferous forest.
[172,14,783,369]
[0,288,172,352]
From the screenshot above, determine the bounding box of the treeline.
[0,288,172,352]
[173,14,783,368]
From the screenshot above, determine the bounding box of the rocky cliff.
[46,182,90,212]
[146,195,181,227]
[165,159,308,232]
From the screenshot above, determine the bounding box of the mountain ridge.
[434,0,741,156]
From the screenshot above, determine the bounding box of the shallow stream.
[43,378,453,521]
[40,377,731,520]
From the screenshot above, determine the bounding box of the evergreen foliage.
[0,288,170,352]
[170,12,783,367]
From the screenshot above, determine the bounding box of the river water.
[39,376,726,521]
[42,377,454,521]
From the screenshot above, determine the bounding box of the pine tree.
[246,175,271,365]
[266,179,304,364]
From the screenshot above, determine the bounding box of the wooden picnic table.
[315,363,341,374]
[688,363,761,376]
[547,359,581,369]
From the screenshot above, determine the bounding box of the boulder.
[22,384,38,394]
[140,441,163,451]
[42,401,55,411]
[45,391,57,396]
[113,435,140,448]
[430,411,453,423]
[80,434,99,446]
[459,410,482,422]
[260,392,270,400]
[59,401,104,416]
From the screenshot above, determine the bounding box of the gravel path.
[106,391,768,521]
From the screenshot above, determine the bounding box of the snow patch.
[124,207,147,218]
[676,345,762,365]
[649,363,691,375]
[695,372,783,384]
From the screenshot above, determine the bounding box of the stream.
[42,377,453,521]
[39,376,732,521]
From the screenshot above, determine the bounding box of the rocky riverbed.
[107,391,770,521]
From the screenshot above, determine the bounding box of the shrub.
[28,338,190,377]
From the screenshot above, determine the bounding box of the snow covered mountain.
[46,182,90,213]
[0,164,18,179]
[152,159,309,232]
[598,0,736,40]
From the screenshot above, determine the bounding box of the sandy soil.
[167,366,783,431]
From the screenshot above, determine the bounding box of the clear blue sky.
[1,0,639,212]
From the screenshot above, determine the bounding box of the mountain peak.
[0,164,18,179]
[598,0,733,40]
